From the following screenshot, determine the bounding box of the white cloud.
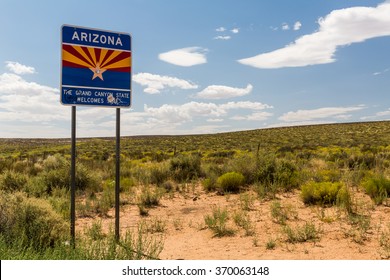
[0,73,55,96]
[231,28,240,34]
[5,61,36,75]
[158,47,207,67]
[282,23,290,30]
[279,106,365,122]
[0,67,273,137]
[267,120,330,129]
[372,68,389,75]
[231,111,273,121]
[0,72,66,119]
[220,101,272,111]
[361,108,390,120]
[216,27,226,32]
[133,72,198,94]
[0,72,69,132]
[143,100,272,124]
[144,102,223,124]
[194,84,253,99]
[214,35,231,40]
[238,1,390,69]
[0,71,119,138]
[207,118,224,122]
[293,21,302,31]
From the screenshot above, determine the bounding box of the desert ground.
[77,184,390,260]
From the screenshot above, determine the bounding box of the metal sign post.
[115,108,120,241]
[70,106,76,247]
[61,25,131,245]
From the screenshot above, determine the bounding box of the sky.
[0,0,390,138]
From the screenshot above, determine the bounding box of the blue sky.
[0,0,389,138]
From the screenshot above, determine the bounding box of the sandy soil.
[77,185,390,260]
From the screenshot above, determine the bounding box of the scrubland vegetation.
[1,121,390,259]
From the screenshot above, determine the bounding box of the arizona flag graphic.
[61,25,131,107]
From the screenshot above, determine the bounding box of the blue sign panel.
[61,25,131,107]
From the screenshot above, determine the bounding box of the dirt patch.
[76,186,390,260]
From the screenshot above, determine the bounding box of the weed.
[233,211,255,236]
[80,224,164,260]
[253,182,278,200]
[270,201,289,225]
[161,180,175,193]
[284,222,320,243]
[95,186,115,216]
[173,218,183,231]
[85,220,105,241]
[239,192,255,211]
[252,236,259,247]
[142,218,166,234]
[138,186,162,208]
[346,213,371,244]
[315,207,339,223]
[266,238,277,250]
[379,224,390,259]
[138,205,149,216]
[204,207,235,237]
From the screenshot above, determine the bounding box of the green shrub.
[314,169,342,183]
[0,191,68,249]
[229,153,257,184]
[256,154,277,186]
[336,186,353,213]
[274,160,300,191]
[138,187,162,208]
[255,155,299,191]
[170,154,202,182]
[25,177,48,197]
[301,181,343,205]
[0,170,28,192]
[150,164,170,187]
[38,154,101,194]
[48,188,70,219]
[363,175,390,205]
[217,172,245,193]
[202,177,218,192]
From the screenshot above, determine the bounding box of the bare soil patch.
[76,185,390,260]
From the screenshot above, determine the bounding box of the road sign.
[61,25,131,107]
